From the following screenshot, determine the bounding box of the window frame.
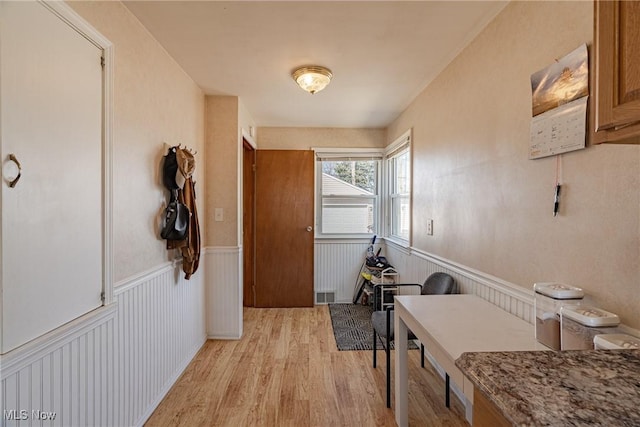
[314,148,383,239]
[384,130,412,247]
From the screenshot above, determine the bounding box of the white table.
[394,294,547,426]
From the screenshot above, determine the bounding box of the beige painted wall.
[205,96,239,247]
[258,127,386,149]
[69,1,206,283]
[387,1,639,328]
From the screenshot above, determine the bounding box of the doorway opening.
[242,139,256,307]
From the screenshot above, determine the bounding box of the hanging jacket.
[180,176,200,279]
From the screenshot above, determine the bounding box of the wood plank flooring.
[145,306,468,427]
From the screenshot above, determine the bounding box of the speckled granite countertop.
[455,350,640,426]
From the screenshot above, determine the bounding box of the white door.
[1,1,104,353]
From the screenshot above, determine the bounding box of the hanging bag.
[162,146,180,190]
[161,190,190,241]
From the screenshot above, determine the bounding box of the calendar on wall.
[529,44,588,159]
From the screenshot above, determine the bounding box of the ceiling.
[123,1,508,129]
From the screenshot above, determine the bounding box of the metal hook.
[8,154,21,188]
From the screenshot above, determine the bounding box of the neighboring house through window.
[315,149,382,237]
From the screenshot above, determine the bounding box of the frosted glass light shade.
[292,66,333,94]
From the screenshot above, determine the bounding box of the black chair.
[371,272,457,408]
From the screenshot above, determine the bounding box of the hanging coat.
[180,176,200,279]
[164,146,200,279]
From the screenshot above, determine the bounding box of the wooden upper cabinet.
[593,0,640,144]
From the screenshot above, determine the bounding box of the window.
[315,150,382,236]
[386,131,411,244]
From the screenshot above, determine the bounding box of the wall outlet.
[426,219,433,235]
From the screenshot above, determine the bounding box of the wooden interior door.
[243,140,256,307]
[255,150,314,307]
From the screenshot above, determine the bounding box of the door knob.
[306,226,313,232]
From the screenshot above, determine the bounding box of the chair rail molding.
[383,243,535,323]
[410,248,534,304]
[0,303,118,380]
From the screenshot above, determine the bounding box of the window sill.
[382,236,411,251]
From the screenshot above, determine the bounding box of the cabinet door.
[473,389,511,427]
[1,1,103,353]
[594,0,640,132]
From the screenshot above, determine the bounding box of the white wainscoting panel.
[314,240,384,303]
[313,240,534,321]
[1,261,206,427]
[1,310,117,427]
[113,263,205,426]
[204,247,243,339]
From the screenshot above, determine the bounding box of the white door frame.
[42,0,114,306]
[0,0,113,365]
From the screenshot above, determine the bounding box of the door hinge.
[100,56,105,68]
[100,291,105,303]
[252,164,256,172]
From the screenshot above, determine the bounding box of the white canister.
[534,282,584,350]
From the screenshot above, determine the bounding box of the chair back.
[421,272,456,295]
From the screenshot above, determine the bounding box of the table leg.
[394,310,409,427]
[446,373,450,408]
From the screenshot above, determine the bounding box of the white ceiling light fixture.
[292,66,333,94]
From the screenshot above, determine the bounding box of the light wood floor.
[145,306,468,427]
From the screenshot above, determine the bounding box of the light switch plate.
[215,208,223,222]
[426,219,433,235]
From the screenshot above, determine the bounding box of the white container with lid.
[534,282,585,299]
[594,334,640,350]
[561,306,620,327]
[560,305,620,350]
[534,282,584,350]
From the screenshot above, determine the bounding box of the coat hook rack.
[163,142,196,156]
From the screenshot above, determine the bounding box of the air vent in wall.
[316,291,336,304]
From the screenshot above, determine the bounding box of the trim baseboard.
[207,333,243,340]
